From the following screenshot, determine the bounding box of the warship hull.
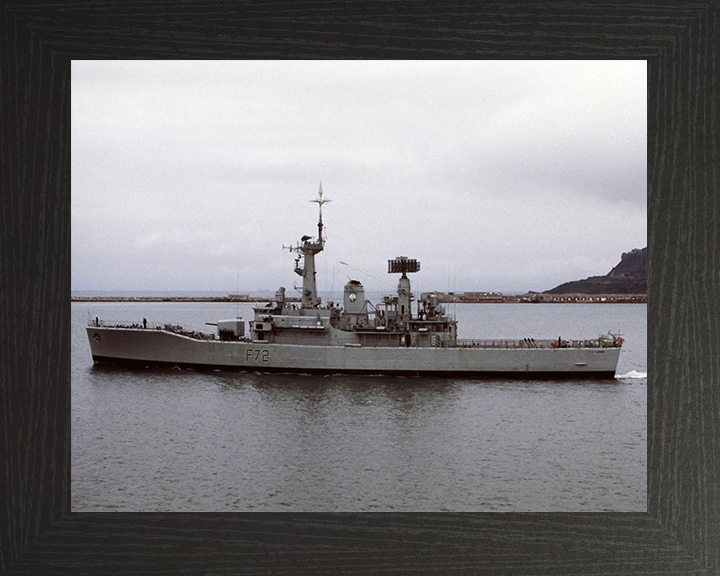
[85,186,623,378]
[87,326,621,378]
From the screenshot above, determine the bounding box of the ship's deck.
[88,322,621,350]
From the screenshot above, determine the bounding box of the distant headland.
[543,247,647,295]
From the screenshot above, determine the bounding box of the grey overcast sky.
[72,60,646,296]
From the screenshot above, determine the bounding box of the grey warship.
[87,186,623,378]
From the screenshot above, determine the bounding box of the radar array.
[388,256,421,275]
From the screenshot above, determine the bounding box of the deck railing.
[88,319,216,340]
[455,338,621,349]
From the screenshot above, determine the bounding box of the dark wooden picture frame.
[2,2,717,574]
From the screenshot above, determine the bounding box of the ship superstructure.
[87,185,623,378]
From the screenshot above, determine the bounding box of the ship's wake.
[616,370,647,379]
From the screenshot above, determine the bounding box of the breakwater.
[421,292,646,304]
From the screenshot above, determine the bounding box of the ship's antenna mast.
[282,183,332,309]
[310,182,331,244]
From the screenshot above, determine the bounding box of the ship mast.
[311,181,331,243]
[388,256,420,327]
[286,183,330,309]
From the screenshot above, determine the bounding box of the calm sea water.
[72,301,646,512]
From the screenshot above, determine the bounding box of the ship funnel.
[343,280,369,326]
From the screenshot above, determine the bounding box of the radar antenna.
[388,256,420,324]
[388,257,421,275]
[310,182,331,243]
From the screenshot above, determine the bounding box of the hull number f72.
[246,349,270,363]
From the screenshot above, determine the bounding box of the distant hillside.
[544,248,647,295]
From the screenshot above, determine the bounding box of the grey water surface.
[72,301,646,512]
